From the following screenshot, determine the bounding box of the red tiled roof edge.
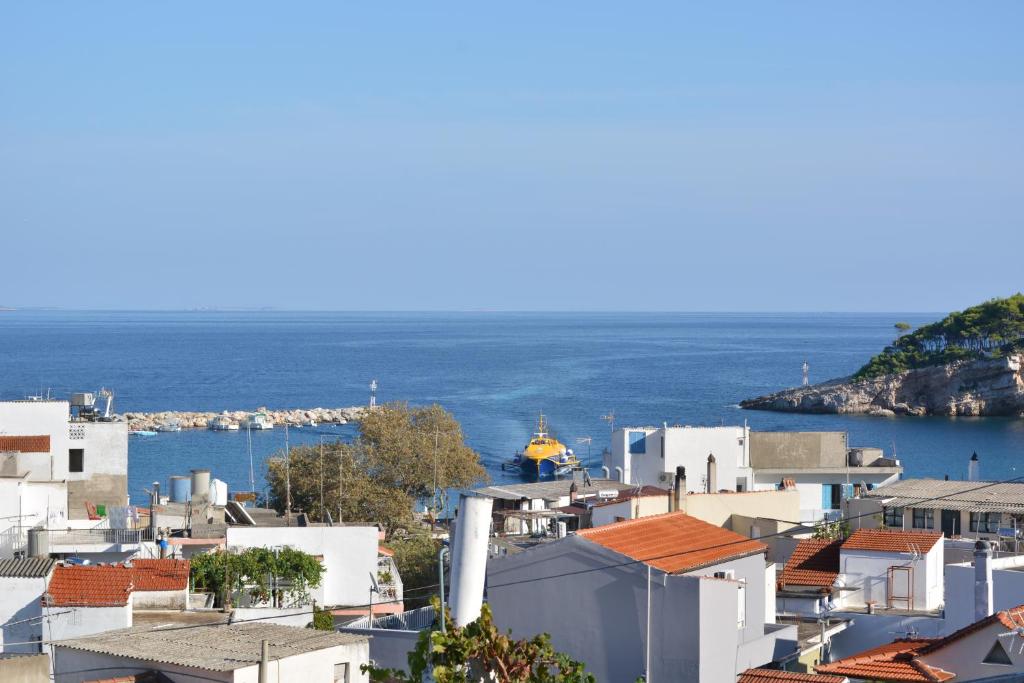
[738,668,848,683]
[0,435,51,453]
[842,529,943,553]
[130,559,190,591]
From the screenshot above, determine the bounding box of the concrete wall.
[681,490,800,530]
[230,607,311,628]
[338,627,420,675]
[487,534,780,682]
[43,603,131,643]
[133,588,188,610]
[749,432,848,469]
[53,640,370,683]
[589,494,669,528]
[945,555,1024,633]
[226,526,379,608]
[0,654,48,683]
[0,575,49,653]
[66,422,128,518]
[606,425,750,492]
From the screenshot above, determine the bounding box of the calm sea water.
[1,311,1022,505]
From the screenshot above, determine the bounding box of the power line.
[487,474,1024,590]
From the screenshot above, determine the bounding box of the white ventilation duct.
[448,494,494,627]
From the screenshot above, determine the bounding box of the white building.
[42,564,134,644]
[0,398,130,559]
[0,557,55,654]
[604,424,751,492]
[475,478,638,535]
[225,525,389,612]
[748,431,901,523]
[51,622,370,683]
[486,511,798,682]
[945,541,1024,633]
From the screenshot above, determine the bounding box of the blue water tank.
[169,475,191,503]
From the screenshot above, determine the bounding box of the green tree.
[190,546,324,608]
[894,322,912,331]
[389,531,441,608]
[309,605,335,631]
[266,403,488,538]
[363,600,596,683]
[812,519,850,541]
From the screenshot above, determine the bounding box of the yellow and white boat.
[504,414,581,477]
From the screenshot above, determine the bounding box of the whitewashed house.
[42,564,134,643]
[486,511,798,682]
[51,622,370,683]
[0,557,55,654]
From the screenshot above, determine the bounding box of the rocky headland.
[741,354,1024,417]
[118,406,369,431]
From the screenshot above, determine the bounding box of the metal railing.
[46,527,151,546]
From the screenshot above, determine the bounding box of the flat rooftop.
[474,478,635,501]
[53,622,368,671]
[864,478,1024,513]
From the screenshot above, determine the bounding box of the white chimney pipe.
[968,452,980,482]
[975,540,993,622]
[449,494,494,627]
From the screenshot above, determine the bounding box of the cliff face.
[740,354,1024,417]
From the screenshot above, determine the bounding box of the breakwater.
[119,406,368,431]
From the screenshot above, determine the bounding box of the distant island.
[741,294,1024,417]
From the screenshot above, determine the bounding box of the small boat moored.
[129,430,158,437]
[208,415,239,431]
[245,412,275,430]
[155,420,182,433]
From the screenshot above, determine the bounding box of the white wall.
[0,575,49,653]
[840,542,944,611]
[0,401,70,481]
[754,471,899,523]
[226,526,379,608]
[0,480,69,559]
[487,534,784,683]
[945,555,1024,633]
[133,588,188,610]
[606,425,750,491]
[43,603,132,643]
[53,640,370,683]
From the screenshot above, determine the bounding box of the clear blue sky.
[2,3,1021,311]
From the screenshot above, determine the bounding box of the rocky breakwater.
[741,354,1024,417]
[119,406,369,431]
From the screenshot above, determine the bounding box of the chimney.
[569,481,578,505]
[706,454,717,493]
[968,452,980,482]
[259,639,270,683]
[671,466,686,512]
[448,494,494,627]
[974,540,993,622]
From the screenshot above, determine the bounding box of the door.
[941,509,959,537]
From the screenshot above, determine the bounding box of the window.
[912,508,934,529]
[333,662,350,683]
[971,512,1001,534]
[983,640,1013,665]
[68,448,84,473]
[883,507,903,528]
[628,431,646,454]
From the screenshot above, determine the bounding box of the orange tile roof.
[816,639,953,682]
[577,511,767,574]
[46,565,133,607]
[842,529,942,554]
[778,539,841,591]
[0,435,50,453]
[738,669,848,683]
[818,603,1024,682]
[130,559,189,591]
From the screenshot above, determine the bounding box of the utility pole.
[338,447,344,524]
[284,424,291,527]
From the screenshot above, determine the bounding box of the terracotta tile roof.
[577,511,767,574]
[738,669,848,683]
[45,565,133,607]
[0,435,50,453]
[816,639,953,682]
[917,603,1024,655]
[842,529,942,554]
[778,539,841,591]
[130,559,189,591]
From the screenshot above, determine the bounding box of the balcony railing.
[47,528,151,546]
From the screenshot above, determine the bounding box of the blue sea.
[1,311,1022,505]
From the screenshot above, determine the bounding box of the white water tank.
[209,479,228,506]
[191,469,211,502]
[448,494,494,627]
